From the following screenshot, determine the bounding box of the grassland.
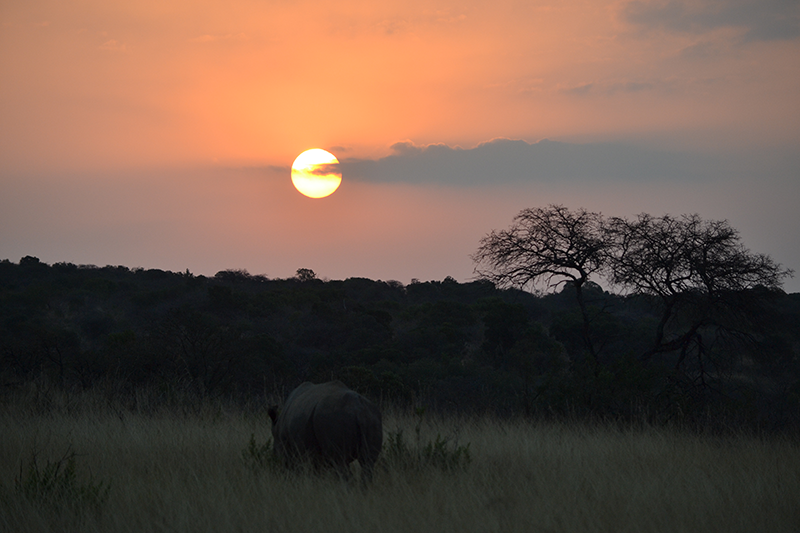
[1,386,798,533]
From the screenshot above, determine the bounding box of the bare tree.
[472,205,608,364]
[605,213,793,379]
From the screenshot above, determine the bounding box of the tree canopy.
[474,205,794,403]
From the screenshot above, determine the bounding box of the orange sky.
[2,1,799,290]
[4,0,798,170]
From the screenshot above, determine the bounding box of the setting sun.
[291,149,342,198]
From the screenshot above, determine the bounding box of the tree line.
[1,206,798,431]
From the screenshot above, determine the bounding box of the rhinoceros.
[268,381,383,483]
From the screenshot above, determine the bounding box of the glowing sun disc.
[291,148,342,198]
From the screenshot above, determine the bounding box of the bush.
[241,433,277,473]
[14,447,111,514]
[383,407,471,472]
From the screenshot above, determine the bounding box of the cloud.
[623,0,800,42]
[558,81,656,96]
[98,39,127,52]
[310,163,341,176]
[613,81,655,93]
[678,40,726,59]
[376,17,411,36]
[340,138,735,186]
[560,83,594,96]
[374,8,466,35]
[188,33,247,43]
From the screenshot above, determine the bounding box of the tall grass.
[1,385,798,532]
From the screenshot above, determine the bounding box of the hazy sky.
[2,1,799,291]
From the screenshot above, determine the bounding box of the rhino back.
[312,390,365,462]
[274,382,320,456]
[275,382,349,452]
[274,381,383,478]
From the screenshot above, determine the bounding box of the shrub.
[383,407,471,472]
[14,447,111,514]
[242,433,277,473]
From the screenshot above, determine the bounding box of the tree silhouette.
[295,268,317,282]
[605,213,793,375]
[472,205,607,365]
[473,207,794,391]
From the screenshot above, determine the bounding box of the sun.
[291,149,342,198]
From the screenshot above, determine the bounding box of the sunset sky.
[2,0,799,291]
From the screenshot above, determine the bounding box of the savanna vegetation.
[1,385,798,533]
[1,206,798,429]
[1,206,799,530]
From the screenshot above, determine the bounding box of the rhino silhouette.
[268,381,383,483]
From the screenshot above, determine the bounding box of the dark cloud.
[623,0,800,42]
[613,81,655,93]
[310,163,341,176]
[340,138,729,186]
[560,83,594,96]
[560,81,657,96]
[678,40,724,59]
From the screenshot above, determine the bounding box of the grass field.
[1,386,798,532]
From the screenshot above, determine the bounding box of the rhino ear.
[268,406,279,425]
